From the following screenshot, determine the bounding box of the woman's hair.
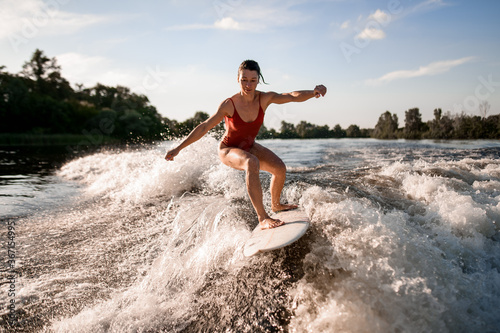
[238,59,268,84]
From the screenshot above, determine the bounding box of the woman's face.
[238,69,259,94]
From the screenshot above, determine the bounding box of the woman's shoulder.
[217,97,236,117]
[258,91,278,108]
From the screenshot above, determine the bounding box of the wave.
[291,158,500,332]
[58,137,248,204]
[5,139,499,332]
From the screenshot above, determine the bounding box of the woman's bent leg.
[249,143,298,212]
[218,144,284,229]
[243,156,267,222]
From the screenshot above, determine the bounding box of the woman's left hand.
[314,85,327,98]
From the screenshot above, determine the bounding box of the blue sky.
[1,0,499,129]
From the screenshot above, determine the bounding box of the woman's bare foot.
[272,203,298,213]
[260,217,285,229]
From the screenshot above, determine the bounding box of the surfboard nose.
[243,209,310,257]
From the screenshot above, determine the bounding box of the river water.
[1,138,499,332]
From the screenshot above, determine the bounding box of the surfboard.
[243,209,310,257]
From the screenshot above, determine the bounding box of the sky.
[1,0,499,129]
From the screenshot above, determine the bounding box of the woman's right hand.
[165,147,180,161]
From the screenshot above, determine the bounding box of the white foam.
[49,195,250,332]
[9,141,500,332]
[58,136,247,204]
[288,158,500,333]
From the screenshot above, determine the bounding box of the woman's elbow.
[197,121,217,135]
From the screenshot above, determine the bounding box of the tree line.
[1,49,498,145]
[372,107,499,140]
[1,49,172,143]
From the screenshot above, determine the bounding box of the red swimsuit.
[222,97,264,151]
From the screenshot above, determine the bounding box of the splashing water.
[1,138,499,332]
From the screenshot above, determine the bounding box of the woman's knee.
[272,159,287,176]
[244,156,260,173]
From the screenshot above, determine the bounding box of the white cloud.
[356,27,386,40]
[57,53,139,89]
[0,0,108,40]
[214,17,242,30]
[338,8,390,42]
[340,20,350,30]
[353,9,391,40]
[411,0,449,14]
[366,57,475,86]
[165,17,243,31]
[369,9,390,24]
[340,0,448,42]
[232,3,307,30]
[165,1,308,32]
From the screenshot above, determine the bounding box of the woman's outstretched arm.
[264,85,327,106]
[165,100,229,161]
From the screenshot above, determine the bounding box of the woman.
[165,60,326,229]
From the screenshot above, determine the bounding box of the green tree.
[0,70,31,132]
[78,83,168,141]
[452,112,486,139]
[256,124,271,139]
[279,121,298,138]
[427,108,454,139]
[177,111,210,137]
[373,111,399,139]
[403,108,423,139]
[295,121,331,138]
[483,114,500,139]
[296,121,315,138]
[117,109,152,138]
[20,48,72,99]
[162,117,180,138]
[439,111,454,139]
[346,124,362,138]
[428,108,442,138]
[331,124,346,138]
[259,127,278,139]
[314,125,331,138]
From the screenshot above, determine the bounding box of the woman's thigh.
[249,142,285,174]
[218,144,257,171]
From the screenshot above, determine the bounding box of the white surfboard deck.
[243,209,310,257]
